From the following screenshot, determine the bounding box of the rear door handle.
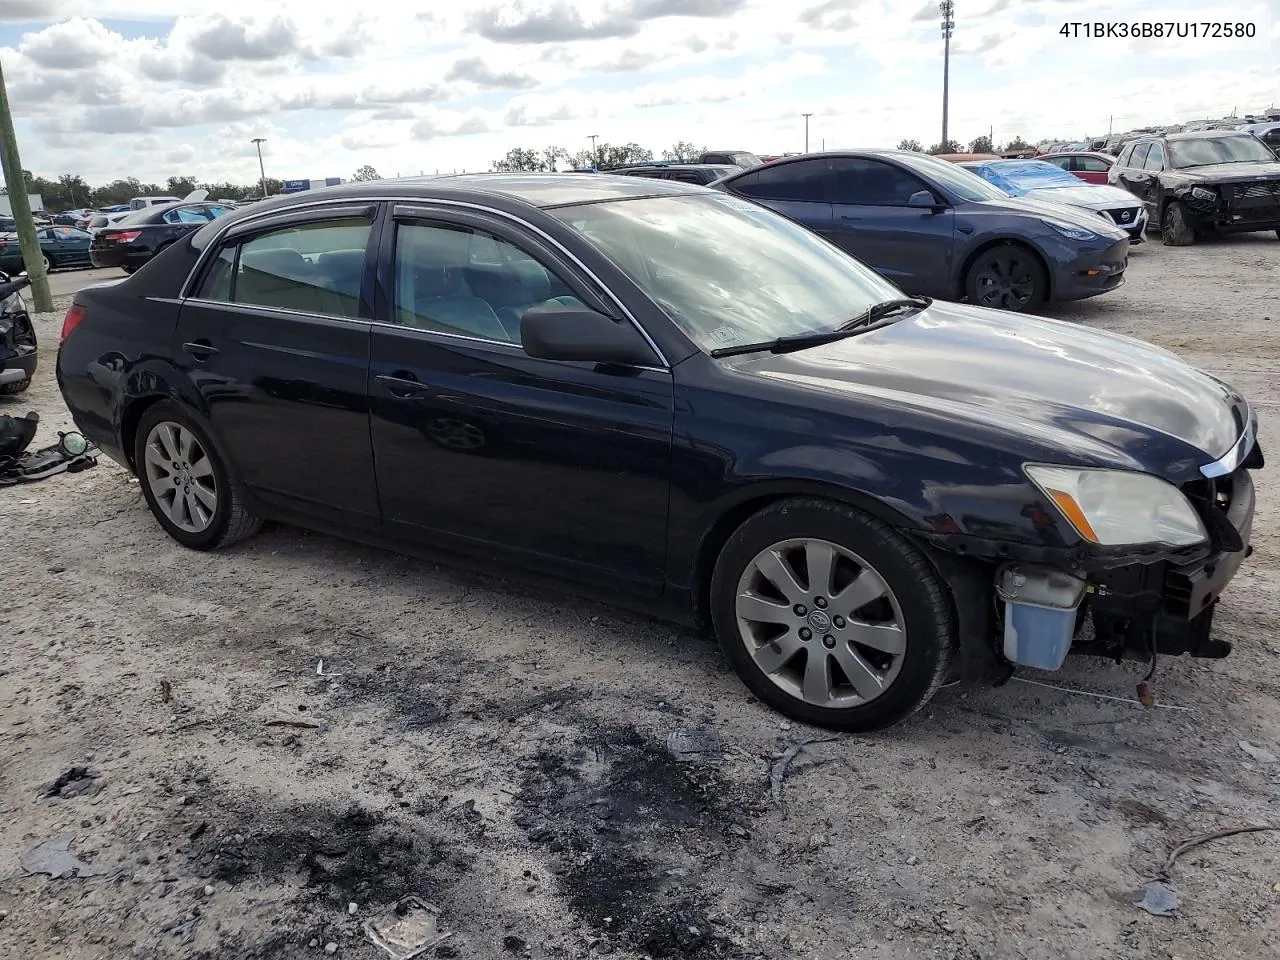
[840,214,862,221]
[375,373,431,399]
[182,340,218,360]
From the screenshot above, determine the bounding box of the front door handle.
[375,372,431,399]
[182,340,218,360]
[840,214,862,221]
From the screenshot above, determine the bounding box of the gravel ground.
[2,235,1279,960]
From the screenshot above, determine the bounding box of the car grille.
[1230,181,1280,201]
[1105,206,1141,225]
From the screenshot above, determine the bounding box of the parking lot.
[2,235,1278,960]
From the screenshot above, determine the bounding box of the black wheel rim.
[973,251,1036,309]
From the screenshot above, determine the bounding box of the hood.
[1022,183,1141,210]
[731,300,1244,482]
[1167,161,1280,183]
[969,194,1129,236]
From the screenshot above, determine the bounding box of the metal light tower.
[251,138,268,198]
[588,133,598,166]
[940,0,955,149]
[802,112,813,152]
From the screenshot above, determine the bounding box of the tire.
[0,378,31,395]
[963,244,1047,312]
[133,401,261,550]
[42,254,54,273]
[1161,201,1195,246]
[710,498,954,732]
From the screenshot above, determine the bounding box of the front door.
[368,207,674,595]
[175,207,380,524]
[825,157,955,297]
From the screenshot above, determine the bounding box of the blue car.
[713,150,1131,311]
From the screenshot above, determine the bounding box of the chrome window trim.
[179,297,671,375]
[180,193,671,369]
[1200,404,1257,479]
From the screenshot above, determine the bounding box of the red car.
[1036,151,1114,185]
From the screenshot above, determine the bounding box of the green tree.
[1001,136,1032,152]
[492,147,548,172]
[541,146,569,171]
[662,140,704,162]
[896,139,924,152]
[351,164,381,181]
[926,140,963,155]
[968,135,993,154]
[165,175,199,196]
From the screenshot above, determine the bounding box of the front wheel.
[133,401,261,550]
[1162,201,1195,246]
[41,254,54,273]
[710,499,954,732]
[964,244,1046,312]
[0,377,31,395]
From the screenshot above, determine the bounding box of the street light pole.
[0,57,51,311]
[802,112,812,153]
[940,0,955,149]
[251,138,268,198]
[588,133,598,167]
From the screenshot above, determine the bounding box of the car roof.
[1038,150,1113,160]
[1159,130,1260,142]
[614,163,734,170]
[201,173,709,215]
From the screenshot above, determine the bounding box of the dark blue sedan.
[712,149,1131,311]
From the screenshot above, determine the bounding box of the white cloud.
[1,0,1276,186]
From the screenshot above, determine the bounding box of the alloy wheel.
[734,538,906,708]
[972,251,1037,309]
[142,421,218,533]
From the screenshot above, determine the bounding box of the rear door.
[1072,155,1111,185]
[176,203,381,527]
[1137,142,1167,216]
[824,156,954,296]
[366,204,674,595]
[725,158,832,233]
[1115,142,1152,199]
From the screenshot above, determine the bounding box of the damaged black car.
[1109,130,1280,245]
[0,272,37,395]
[55,175,1263,732]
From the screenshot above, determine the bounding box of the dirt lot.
[2,236,1279,960]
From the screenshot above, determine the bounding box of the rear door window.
[730,159,827,202]
[1128,142,1152,168]
[163,206,213,225]
[196,218,373,318]
[1142,143,1166,171]
[1075,156,1110,172]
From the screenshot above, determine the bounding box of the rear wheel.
[710,498,954,732]
[41,253,54,273]
[0,378,31,395]
[1161,201,1195,246]
[120,266,137,275]
[964,244,1046,312]
[133,401,261,550]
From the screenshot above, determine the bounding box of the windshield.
[550,193,901,353]
[1169,135,1277,167]
[971,160,1083,196]
[893,152,1009,202]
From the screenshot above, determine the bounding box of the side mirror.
[521,304,657,367]
[908,190,941,209]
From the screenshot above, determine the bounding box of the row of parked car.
[595,126,1280,309]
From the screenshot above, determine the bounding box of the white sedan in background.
[959,158,1149,243]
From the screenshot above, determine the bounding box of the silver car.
[960,158,1148,243]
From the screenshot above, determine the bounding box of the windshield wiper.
[709,297,932,358]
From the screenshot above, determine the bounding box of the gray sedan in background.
[711,150,1131,311]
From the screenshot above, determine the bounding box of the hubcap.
[143,421,217,533]
[735,538,906,708]
[974,252,1036,309]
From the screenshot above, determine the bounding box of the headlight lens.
[1024,465,1207,547]
[1189,185,1217,202]
[1043,218,1097,242]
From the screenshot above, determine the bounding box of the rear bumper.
[0,349,36,385]
[1050,237,1129,301]
[89,245,152,269]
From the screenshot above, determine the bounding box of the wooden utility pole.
[0,57,52,311]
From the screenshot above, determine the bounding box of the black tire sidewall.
[965,245,1046,311]
[710,501,952,732]
[133,402,235,550]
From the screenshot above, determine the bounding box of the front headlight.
[1042,218,1097,242]
[1024,464,1207,547]
[1189,185,1217,202]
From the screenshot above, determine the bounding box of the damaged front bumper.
[921,443,1262,678]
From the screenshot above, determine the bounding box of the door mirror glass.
[907,190,938,208]
[521,305,656,366]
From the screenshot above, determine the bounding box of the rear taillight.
[61,304,86,343]
[109,230,142,243]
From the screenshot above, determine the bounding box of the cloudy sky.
[2,0,1277,186]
